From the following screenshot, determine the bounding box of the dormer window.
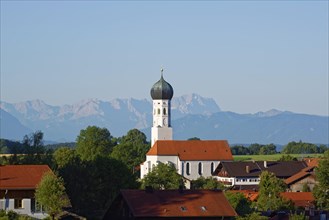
[200,206,207,212]
[180,206,187,212]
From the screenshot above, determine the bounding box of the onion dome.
[150,70,174,100]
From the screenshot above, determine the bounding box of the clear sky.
[1,1,328,116]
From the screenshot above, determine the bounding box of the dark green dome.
[150,75,174,100]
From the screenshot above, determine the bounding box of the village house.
[0,165,50,219]
[140,71,233,183]
[214,161,308,190]
[104,189,237,219]
[284,166,317,192]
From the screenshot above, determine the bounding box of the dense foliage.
[54,148,138,218]
[256,171,292,211]
[231,143,277,155]
[191,176,224,190]
[76,126,115,161]
[230,141,328,155]
[282,141,328,154]
[141,163,184,190]
[225,191,253,216]
[110,129,150,174]
[313,150,329,209]
[0,210,34,220]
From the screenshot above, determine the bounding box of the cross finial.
[161,67,164,77]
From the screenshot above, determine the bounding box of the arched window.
[157,108,160,115]
[198,162,203,175]
[211,162,215,174]
[186,162,190,175]
[163,108,166,115]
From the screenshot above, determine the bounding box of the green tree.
[53,147,79,169]
[225,191,253,216]
[141,163,183,190]
[76,126,114,161]
[282,141,319,154]
[230,145,250,155]
[191,176,224,190]
[56,156,137,217]
[256,171,291,211]
[248,143,263,155]
[22,131,45,154]
[313,150,329,209]
[35,171,69,219]
[259,143,277,155]
[111,129,150,173]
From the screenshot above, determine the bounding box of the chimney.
[264,161,267,168]
[246,165,250,173]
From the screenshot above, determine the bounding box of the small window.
[186,162,190,175]
[163,108,166,115]
[200,206,207,212]
[198,162,203,175]
[211,162,215,174]
[14,199,23,209]
[157,108,160,115]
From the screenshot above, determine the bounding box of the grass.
[233,153,324,161]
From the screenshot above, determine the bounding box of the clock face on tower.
[163,118,167,126]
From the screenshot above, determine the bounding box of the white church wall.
[181,161,220,180]
[140,155,179,179]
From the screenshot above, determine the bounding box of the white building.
[140,70,233,182]
[0,165,49,219]
[214,161,309,190]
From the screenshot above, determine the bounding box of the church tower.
[150,69,174,146]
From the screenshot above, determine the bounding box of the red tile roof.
[0,165,51,189]
[120,189,237,217]
[280,192,315,207]
[284,167,315,185]
[147,140,233,161]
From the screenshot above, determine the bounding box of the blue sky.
[1,1,328,116]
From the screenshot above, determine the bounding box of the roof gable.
[147,140,233,161]
[284,166,315,185]
[0,165,51,189]
[120,189,237,217]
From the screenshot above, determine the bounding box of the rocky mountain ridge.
[1,94,328,145]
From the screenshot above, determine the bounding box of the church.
[140,70,233,182]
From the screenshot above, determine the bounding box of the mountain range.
[1,94,328,145]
